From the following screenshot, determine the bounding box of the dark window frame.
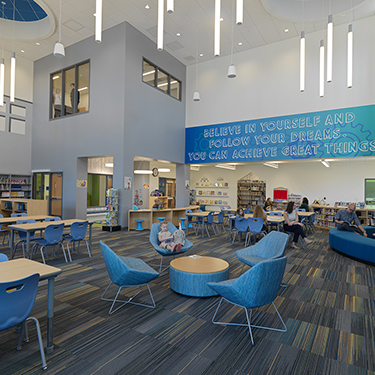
[50,60,90,120]
[142,58,182,101]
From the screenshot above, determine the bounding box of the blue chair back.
[70,221,88,240]
[45,217,61,221]
[11,213,28,217]
[235,217,249,233]
[206,212,214,224]
[16,219,37,240]
[296,208,306,212]
[223,257,287,309]
[248,218,263,233]
[44,223,64,245]
[244,208,251,214]
[269,212,283,216]
[0,273,39,331]
[0,253,8,262]
[217,212,224,223]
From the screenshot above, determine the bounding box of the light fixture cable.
[228,0,236,78]
[53,0,65,57]
[0,1,5,106]
[10,0,16,102]
[347,0,353,88]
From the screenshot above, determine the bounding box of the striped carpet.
[0,225,374,375]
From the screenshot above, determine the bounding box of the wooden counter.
[128,206,199,230]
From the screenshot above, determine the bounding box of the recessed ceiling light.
[199,53,203,57]
[176,33,181,37]
[145,5,150,9]
[284,28,289,33]
[238,42,242,46]
[36,42,40,46]
[220,17,224,21]
[20,50,25,53]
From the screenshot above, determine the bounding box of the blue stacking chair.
[186,209,198,236]
[244,208,251,214]
[12,219,43,259]
[213,211,226,233]
[150,222,193,272]
[236,231,289,274]
[33,223,68,263]
[233,218,251,246]
[207,257,288,345]
[305,212,316,234]
[11,213,28,217]
[296,208,306,212]
[45,217,61,221]
[100,241,159,314]
[247,218,267,244]
[0,253,8,262]
[63,221,91,262]
[200,211,216,237]
[0,273,47,369]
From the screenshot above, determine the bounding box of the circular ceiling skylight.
[0,0,54,41]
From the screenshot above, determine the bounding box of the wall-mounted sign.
[185,104,375,164]
[77,179,87,188]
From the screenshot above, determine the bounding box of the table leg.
[46,277,56,354]
[9,228,14,259]
[88,223,92,251]
[26,232,31,258]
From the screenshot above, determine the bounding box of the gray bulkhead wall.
[32,21,187,225]
[32,23,127,219]
[121,23,187,227]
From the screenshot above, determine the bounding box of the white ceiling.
[1,0,375,65]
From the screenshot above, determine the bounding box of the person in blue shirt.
[335,203,367,236]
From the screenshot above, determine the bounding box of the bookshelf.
[237,180,266,209]
[103,188,120,232]
[312,204,375,229]
[193,186,230,208]
[0,174,32,199]
[0,199,47,216]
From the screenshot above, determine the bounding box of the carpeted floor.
[0,225,374,375]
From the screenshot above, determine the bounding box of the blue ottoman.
[170,256,229,297]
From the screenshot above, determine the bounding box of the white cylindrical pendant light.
[193,91,200,101]
[54,0,65,57]
[347,24,353,88]
[236,0,243,25]
[0,58,4,106]
[300,31,305,92]
[10,52,15,102]
[157,0,164,51]
[228,64,236,78]
[327,14,333,83]
[167,0,174,13]
[319,40,324,98]
[95,0,102,43]
[214,0,221,56]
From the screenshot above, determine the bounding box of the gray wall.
[32,22,186,226]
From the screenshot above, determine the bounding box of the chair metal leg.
[150,253,170,274]
[211,298,287,345]
[101,281,156,314]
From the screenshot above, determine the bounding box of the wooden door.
[50,173,62,216]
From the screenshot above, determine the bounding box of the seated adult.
[264,197,273,211]
[253,205,268,232]
[299,197,310,212]
[283,201,313,249]
[335,203,367,237]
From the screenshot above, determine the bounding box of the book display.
[194,180,230,207]
[103,188,121,232]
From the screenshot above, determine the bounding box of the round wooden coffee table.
[169,256,229,297]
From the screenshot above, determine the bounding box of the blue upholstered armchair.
[149,222,193,272]
[236,231,288,274]
[207,257,288,345]
[100,241,159,314]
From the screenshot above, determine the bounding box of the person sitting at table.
[283,201,313,249]
[236,208,245,221]
[299,197,310,212]
[253,204,268,232]
[264,197,273,211]
[158,221,182,252]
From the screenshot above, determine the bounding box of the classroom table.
[185,211,219,237]
[0,215,55,227]
[0,258,62,353]
[9,219,93,260]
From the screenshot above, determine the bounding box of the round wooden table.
[169,256,229,297]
